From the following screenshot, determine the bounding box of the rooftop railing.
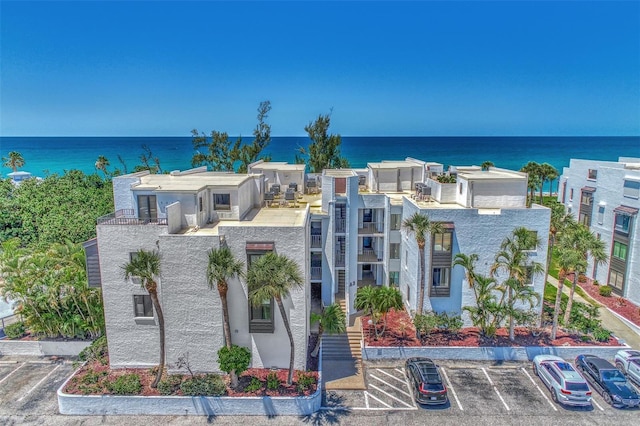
[97,209,167,226]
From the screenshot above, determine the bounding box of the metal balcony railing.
[358,249,384,262]
[430,286,451,297]
[311,235,322,248]
[358,222,384,234]
[97,210,167,226]
[335,219,346,233]
[310,267,322,280]
[335,254,345,267]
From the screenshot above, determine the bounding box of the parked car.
[405,357,448,405]
[614,349,640,386]
[532,355,592,407]
[575,354,640,408]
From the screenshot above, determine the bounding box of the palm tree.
[550,246,585,339]
[310,303,346,357]
[402,212,444,315]
[207,247,244,386]
[520,161,541,206]
[547,202,576,276]
[375,286,403,337]
[560,225,607,325]
[538,163,559,203]
[246,252,303,385]
[122,249,165,388]
[453,253,479,294]
[94,155,110,178]
[491,227,544,341]
[481,161,495,171]
[354,285,378,318]
[2,151,25,172]
[461,274,505,337]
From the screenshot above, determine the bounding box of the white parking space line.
[370,374,412,398]
[376,368,409,385]
[521,367,557,411]
[17,364,61,402]
[369,383,415,408]
[440,367,463,411]
[394,368,404,375]
[591,396,605,411]
[0,363,26,385]
[482,367,510,411]
[364,391,392,408]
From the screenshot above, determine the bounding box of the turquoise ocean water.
[1,136,639,190]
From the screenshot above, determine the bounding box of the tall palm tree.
[206,247,244,387]
[520,161,541,206]
[491,227,544,341]
[354,285,378,319]
[246,252,303,385]
[402,212,444,315]
[547,202,576,276]
[122,249,165,388]
[375,286,403,337]
[481,161,495,171]
[550,246,585,339]
[310,303,346,357]
[539,163,559,203]
[560,225,607,324]
[453,253,479,295]
[2,151,25,172]
[94,155,110,178]
[462,274,505,337]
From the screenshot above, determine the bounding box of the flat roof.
[324,169,357,177]
[368,160,423,169]
[250,162,306,171]
[457,168,526,181]
[133,172,253,192]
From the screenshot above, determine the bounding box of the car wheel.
[603,393,613,406]
[551,389,558,403]
[616,361,626,374]
[532,363,538,376]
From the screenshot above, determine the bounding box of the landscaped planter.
[363,343,631,362]
[57,373,322,416]
[0,340,91,357]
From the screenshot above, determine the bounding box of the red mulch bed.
[572,275,640,328]
[363,308,620,348]
[64,357,318,397]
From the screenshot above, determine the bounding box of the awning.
[246,242,275,251]
[613,205,639,216]
[581,186,597,193]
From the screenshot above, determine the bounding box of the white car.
[614,349,640,386]
[532,355,592,407]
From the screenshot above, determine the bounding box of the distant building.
[558,157,640,304]
[87,159,549,373]
[7,171,34,185]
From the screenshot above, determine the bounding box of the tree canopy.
[297,112,349,172]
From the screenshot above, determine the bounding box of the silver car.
[615,349,640,386]
[533,355,592,407]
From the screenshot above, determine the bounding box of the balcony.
[335,254,345,267]
[311,234,322,248]
[358,222,384,234]
[430,286,451,297]
[97,210,167,226]
[357,249,384,263]
[310,267,322,280]
[357,272,378,288]
[335,219,346,233]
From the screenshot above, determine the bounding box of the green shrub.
[413,312,439,338]
[244,377,262,393]
[158,375,183,395]
[266,372,280,391]
[108,374,142,395]
[81,370,107,385]
[439,312,463,334]
[78,336,108,363]
[592,327,611,342]
[3,321,26,339]
[180,374,226,396]
[217,345,251,377]
[598,286,612,297]
[296,372,316,393]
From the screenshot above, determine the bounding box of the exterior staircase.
[322,297,362,360]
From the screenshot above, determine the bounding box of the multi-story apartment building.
[87,158,550,373]
[558,157,640,304]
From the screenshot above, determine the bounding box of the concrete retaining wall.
[363,344,630,362]
[0,340,91,356]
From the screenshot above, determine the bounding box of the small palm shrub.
[592,327,611,342]
[266,372,280,390]
[599,286,612,297]
[180,374,226,396]
[296,372,316,393]
[244,377,262,393]
[108,374,142,395]
[4,321,26,339]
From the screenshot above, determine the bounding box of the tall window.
[579,213,590,226]
[199,196,203,212]
[613,241,628,261]
[580,192,592,205]
[213,193,231,210]
[431,267,450,297]
[569,188,574,201]
[390,214,402,230]
[615,214,631,233]
[433,233,452,252]
[597,206,605,225]
[561,181,567,204]
[363,209,373,223]
[133,295,153,318]
[588,169,598,180]
[137,195,157,221]
[609,269,625,292]
[246,243,275,333]
[389,271,399,286]
[389,243,400,259]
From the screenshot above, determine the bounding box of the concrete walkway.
[547,276,640,349]
[322,317,366,390]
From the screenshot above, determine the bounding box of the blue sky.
[1,1,638,136]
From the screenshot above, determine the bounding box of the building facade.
[558,157,640,304]
[89,158,550,373]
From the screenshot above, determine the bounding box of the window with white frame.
[433,232,452,252]
[213,193,231,210]
[389,243,400,259]
[588,169,598,180]
[390,214,402,230]
[613,241,628,261]
[597,206,605,225]
[609,269,625,292]
[431,267,451,296]
[623,180,640,199]
[133,295,153,318]
[615,214,631,233]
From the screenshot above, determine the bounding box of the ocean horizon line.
[2,135,639,138]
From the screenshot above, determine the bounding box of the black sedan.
[405,357,448,405]
[575,354,640,408]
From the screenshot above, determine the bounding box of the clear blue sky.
[1,1,638,136]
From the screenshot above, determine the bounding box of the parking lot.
[324,359,640,421]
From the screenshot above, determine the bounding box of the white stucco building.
[88,158,550,373]
[558,157,640,304]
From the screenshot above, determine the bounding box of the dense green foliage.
[157,375,183,395]
[0,171,113,248]
[414,311,463,339]
[0,239,105,338]
[108,374,142,395]
[599,286,613,297]
[297,112,349,172]
[355,285,403,338]
[3,321,25,339]
[180,374,227,396]
[217,345,251,378]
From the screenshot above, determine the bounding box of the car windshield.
[601,370,626,382]
[565,382,590,392]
